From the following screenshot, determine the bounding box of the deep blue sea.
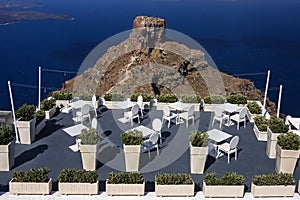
[0,0,300,116]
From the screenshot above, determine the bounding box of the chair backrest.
[230,136,239,149]
[149,132,159,144]
[214,106,223,117]
[188,105,195,117]
[163,105,170,117]
[137,95,143,103]
[152,118,162,132]
[132,104,139,116]
[239,107,247,119]
[81,104,92,115]
[92,95,97,108]
[91,118,97,129]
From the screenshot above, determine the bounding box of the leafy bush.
[204,172,245,186]
[189,130,208,147]
[78,94,99,101]
[58,169,98,183]
[40,98,56,111]
[0,125,14,145]
[12,167,50,182]
[247,101,262,114]
[269,117,289,133]
[107,172,144,184]
[121,130,143,145]
[179,95,201,103]
[252,173,295,186]
[204,95,226,104]
[254,116,269,132]
[130,93,152,102]
[104,93,125,101]
[226,94,247,105]
[35,110,45,125]
[52,91,72,100]
[277,132,300,150]
[157,94,177,103]
[16,104,36,121]
[155,173,193,185]
[78,128,98,145]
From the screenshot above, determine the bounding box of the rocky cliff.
[61,16,277,115]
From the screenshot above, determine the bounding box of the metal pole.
[277,85,283,118]
[263,70,270,109]
[38,66,41,110]
[8,81,20,143]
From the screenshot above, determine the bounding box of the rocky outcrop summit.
[62,16,277,115]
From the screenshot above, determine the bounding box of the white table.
[207,129,232,157]
[63,124,88,152]
[127,125,156,138]
[169,101,190,125]
[219,103,242,126]
[115,100,136,123]
[68,100,87,109]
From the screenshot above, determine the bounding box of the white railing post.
[8,81,20,143]
[277,85,283,118]
[38,66,41,110]
[263,70,270,109]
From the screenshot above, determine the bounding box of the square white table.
[127,125,156,138]
[168,101,190,125]
[219,103,242,126]
[68,100,86,109]
[115,100,136,123]
[207,129,232,157]
[63,124,88,152]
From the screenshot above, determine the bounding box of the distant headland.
[0,1,73,25]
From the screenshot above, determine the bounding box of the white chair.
[217,136,239,163]
[141,132,159,159]
[230,107,247,130]
[137,95,144,117]
[212,106,228,129]
[162,105,177,128]
[152,118,163,143]
[76,104,92,124]
[128,104,140,126]
[179,105,195,128]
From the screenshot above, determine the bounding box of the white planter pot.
[55,100,70,108]
[155,182,194,197]
[253,124,267,141]
[0,140,15,171]
[266,127,282,159]
[251,182,295,197]
[80,144,97,170]
[124,144,140,172]
[190,145,208,174]
[275,145,299,174]
[247,109,262,123]
[106,181,144,196]
[45,106,56,119]
[202,181,244,198]
[36,118,46,134]
[16,117,36,144]
[59,181,98,195]
[9,178,52,195]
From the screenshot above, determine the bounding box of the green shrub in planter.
[277,132,300,150]
[40,98,56,111]
[247,101,262,114]
[58,169,98,183]
[157,94,177,103]
[12,167,50,182]
[189,130,208,147]
[51,91,72,100]
[179,95,201,103]
[130,93,152,102]
[107,172,144,184]
[121,130,143,145]
[155,173,193,185]
[16,104,36,121]
[78,128,98,145]
[269,117,289,133]
[104,93,125,101]
[35,110,45,125]
[204,95,226,104]
[226,94,247,105]
[0,125,14,145]
[78,94,99,101]
[254,116,269,132]
[252,173,295,186]
[204,172,245,185]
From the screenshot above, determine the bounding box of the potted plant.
[251,173,295,197]
[15,104,36,144]
[51,91,72,108]
[9,167,52,195]
[121,129,142,172]
[247,101,262,122]
[106,172,144,196]
[275,132,300,174]
[35,110,46,134]
[203,95,226,112]
[226,94,247,106]
[253,116,269,141]
[41,98,56,119]
[203,172,244,198]
[266,117,289,159]
[58,169,98,195]
[188,130,208,174]
[0,125,15,171]
[155,173,194,197]
[78,128,98,170]
[156,93,178,110]
[104,93,125,109]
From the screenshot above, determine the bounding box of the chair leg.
[237,122,239,130]
[235,149,237,160]
[228,152,230,163]
[157,145,159,156]
[138,116,140,124]
[131,118,133,127]
[244,119,246,128]
[168,119,170,128]
[219,120,222,129]
[148,149,150,159]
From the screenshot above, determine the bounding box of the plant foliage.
[0,125,14,145]
[35,110,45,125]
[204,172,245,185]
[254,116,269,132]
[189,130,208,147]
[52,91,72,100]
[58,169,98,183]
[130,93,152,102]
[252,173,295,186]
[12,167,50,182]
[107,172,144,184]
[277,132,300,150]
[104,93,125,101]
[16,104,36,121]
[155,173,193,185]
[40,98,56,111]
[269,117,289,133]
[179,95,201,103]
[157,94,177,103]
[226,94,247,105]
[247,101,262,114]
[78,128,98,145]
[204,95,226,104]
[121,130,143,145]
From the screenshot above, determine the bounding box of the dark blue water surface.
[0,0,300,115]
